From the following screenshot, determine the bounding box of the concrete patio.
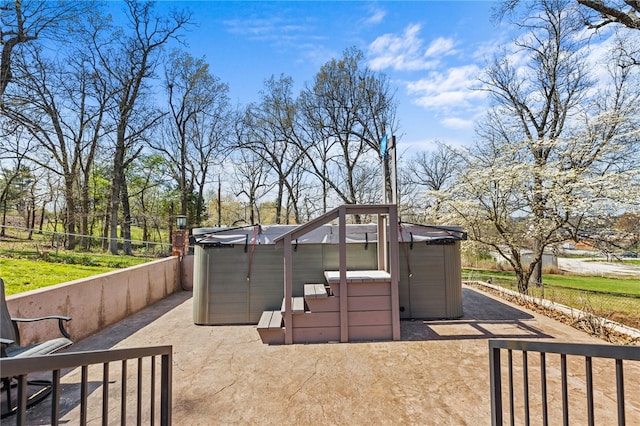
[21,285,640,425]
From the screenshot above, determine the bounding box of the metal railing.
[1,345,172,426]
[489,339,640,426]
[467,273,640,331]
[0,224,172,257]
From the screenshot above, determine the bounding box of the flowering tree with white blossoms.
[442,0,640,293]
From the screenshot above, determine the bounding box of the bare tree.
[497,0,640,30]
[0,0,92,101]
[3,41,112,249]
[295,113,337,215]
[155,49,231,227]
[298,47,398,220]
[498,0,640,66]
[231,149,274,225]
[576,0,640,30]
[91,0,190,254]
[402,141,457,222]
[239,75,305,224]
[0,122,35,234]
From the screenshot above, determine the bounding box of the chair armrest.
[12,315,72,339]
[1,337,14,357]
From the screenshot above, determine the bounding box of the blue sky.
[101,0,516,156]
[139,1,502,154]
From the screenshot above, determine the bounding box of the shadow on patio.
[17,285,639,425]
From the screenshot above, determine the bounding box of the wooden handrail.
[273,204,397,248]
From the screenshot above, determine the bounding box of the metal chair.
[0,277,72,418]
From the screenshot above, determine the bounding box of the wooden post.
[339,205,348,343]
[388,205,400,340]
[284,234,293,344]
[377,214,387,272]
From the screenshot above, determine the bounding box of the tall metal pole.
[390,135,397,205]
[382,155,388,204]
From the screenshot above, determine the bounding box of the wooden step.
[304,283,328,299]
[257,310,283,329]
[281,297,305,314]
[306,296,339,313]
[257,310,285,345]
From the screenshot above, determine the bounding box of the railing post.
[616,359,625,426]
[489,341,503,426]
[17,375,27,425]
[161,352,172,426]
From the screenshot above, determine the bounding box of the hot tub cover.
[192,223,466,246]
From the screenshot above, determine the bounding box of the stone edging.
[464,280,640,340]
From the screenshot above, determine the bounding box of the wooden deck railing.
[1,346,172,425]
[489,339,640,426]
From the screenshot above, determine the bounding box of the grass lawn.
[542,274,640,296]
[463,268,640,296]
[1,258,116,295]
[0,255,152,296]
[464,267,640,329]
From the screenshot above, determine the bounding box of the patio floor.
[22,285,640,425]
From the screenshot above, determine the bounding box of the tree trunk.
[217,179,222,226]
[0,206,6,237]
[121,179,133,255]
[531,238,543,287]
[64,175,77,250]
[27,197,35,240]
[102,206,111,251]
[38,203,46,233]
[108,180,120,255]
[108,161,123,254]
[530,168,545,290]
[80,177,90,250]
[275,182,284,224]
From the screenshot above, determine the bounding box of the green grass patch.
[465,267,640,329]
[0,225,165,295]
[463,268,640,296]
[1,258,117,295]
[0,254,152,296]
[542,274,640,296]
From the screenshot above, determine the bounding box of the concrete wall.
[6,256,185,346]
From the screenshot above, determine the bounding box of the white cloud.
[424,37,456,57]
[364,8,386,25]
[407,65,485,109]
[368,24,456,71]
[441,117,474,129]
